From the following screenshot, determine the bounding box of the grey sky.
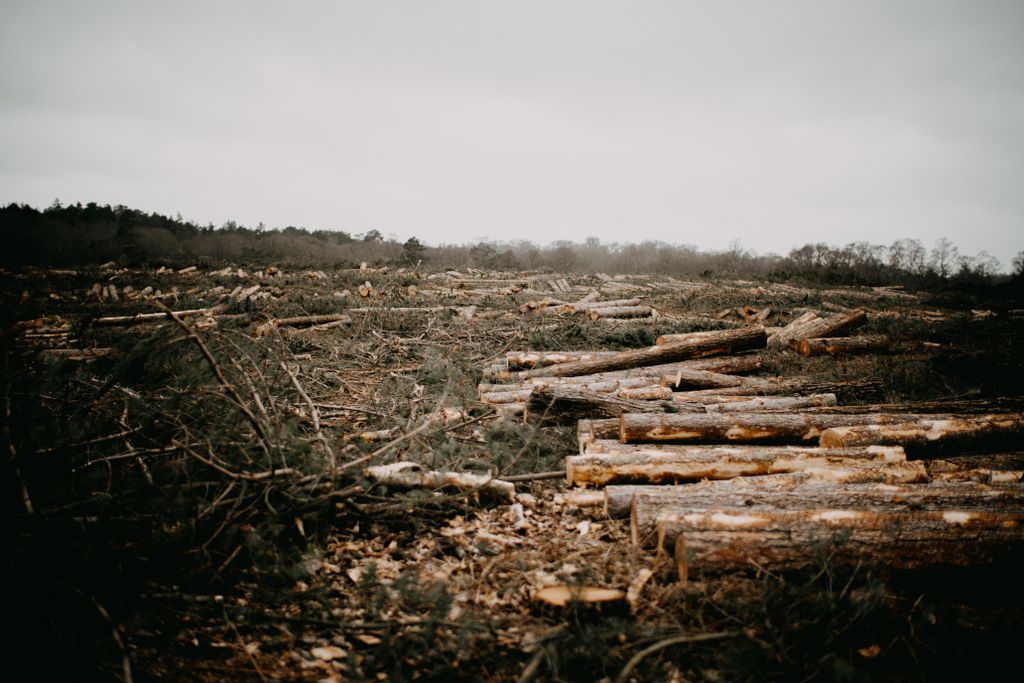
[2,1,1022,263]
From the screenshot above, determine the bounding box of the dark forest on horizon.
[3,200,1021,292]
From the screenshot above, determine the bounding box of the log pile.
[483,327,1024,578]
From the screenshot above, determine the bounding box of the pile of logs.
[770,308,889,356]
[520,294,657,321]
[483,327,1024,579]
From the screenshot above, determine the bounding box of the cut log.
[480,388,534,404]
[618,386,674,400]
[365,461,514,501]
[653,507,1024,578]
[533,585,627,611]
[704,394,837,413]
[91,308,219,326]
[573,298,643,311]
[505,350,617,370]
[819,413,1024,453]
[578,419,622,452]
[567,444,907,487]
[768,311,819,348]
[659,368,746,390]
[787,309,867,347]
[656,329,757,346]
[618,412,970,445]
[518,328,768,379]
[529,385,670,420]
[625,475,1012,532]
[588,305,653,320]
[482,354,763,387]
[798,335,889,356]
[672,377,884,399]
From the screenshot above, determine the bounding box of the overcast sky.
[2,1,1022,262]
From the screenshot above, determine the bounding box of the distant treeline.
[2,201,1021,290]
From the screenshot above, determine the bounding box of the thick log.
[365,462,514,501]
[653,507,1024,577]
[573,298,643,311]
[618,386,674,400]
[798,335,889,356]
[788,309,868,346]
[578,419,622,453]
[672,377,884,398]
[518,327,767,379]
[505,350,617,370]
[588,305,653,320]
[819,413,1024,453]
[567,444,906,487]
[654,330,737,345]
[624,475,1012,529]
[659,368,745,390]
[618,412,970,445]
[768,311,819,348]
[529,385,691,421]
[705,394,837,413]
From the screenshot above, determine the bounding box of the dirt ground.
[3,263,1023,681]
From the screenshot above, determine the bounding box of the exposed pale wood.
[365,461,514,501]
[534,585,627,609]
[653,507,1024,576]
[573,298,643,311]
[618,412,967,444]
[819,413,1024,452]
[37,347,115,362]
[588,305,653,320]
[568,444,906,487]
[618,386,674,400]
[704,394,837,413]
[659,368,745,390]
[768,311,819,348]
[672,377,884,398]
[624,474,1011,529]
[505,350,617,370]
[798,335,889,356]
[517,328,767,379]
[788,308,868,346]
[91,307,218,326]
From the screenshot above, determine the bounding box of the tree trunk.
[768,311,819,348]
[818,413,1024,454]
[618,412,968,444]
[529,384,668,421]
[787,309,868,347]
[672,377,884,399]
[618,386,674,400]
[659,368,746,390]
[652,507,1024,578]
[588,305,653,320]
[518,327,767,379]
[573,298,644,311]
[567,444,907,487]
[704,394,837,412]
[655,330,742,346]
[505,350,617,370]
[798,335,889,356]
[482,354,763,388]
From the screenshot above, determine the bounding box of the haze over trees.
[1,201,1018,291]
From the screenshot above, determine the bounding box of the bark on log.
[517,327,767,379]
[798,335,889,356]
[567,444,906,487]
[819,413,1024,453]
[573,298,643,311]
[768,311,819,348]
[588,305,653,320]
[704,394,837,413]
[481,355,762,388]
[618,386,674,400]
[618,412,968,445]
[788,309,868,347]
[659,368,746,390]
[92,308,218,326]
[672,377,884,399]
[655,330,739,345]
[365,461,514,501]
[529,385,673,421]
[652,507,1024,577]
[505,350,617,370]
[624,475,1010,530]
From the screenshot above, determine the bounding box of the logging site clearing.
[4,263,1024,681]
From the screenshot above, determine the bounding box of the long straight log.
[567,444,907,487]
[788,309,867,347]
[798,335,889,356]
[91,307,218,326]
[573,298,643,311]
[654,507,1024,577]
[518,327,767,379]
[659,368,745,390]
[505,350,617,370]
[529,385,672,420]
[704,394,837,413]
[483,354,763,386]
[627,476,1016,533]
[655,330,738,345]
[618,412,968,445]
[819,414,1024,453]
[672,377,884,399]
[588,305,652,320]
